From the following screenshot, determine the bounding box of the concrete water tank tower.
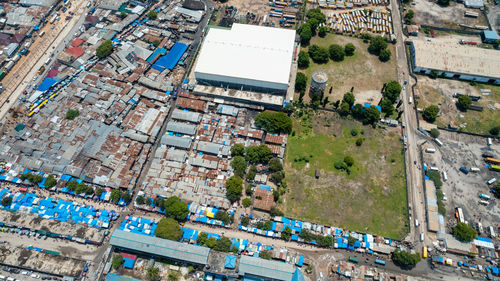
[310,70,328,95]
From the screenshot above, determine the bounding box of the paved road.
[390,0,428,248]
[0,0,88,122]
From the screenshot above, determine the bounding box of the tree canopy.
[225,176,243,202]
[430,128,440,138]
[45,175,57,188]
[422,105,439,122]
[363,106,380,125]
[297,51,310,69]
[338,102,351,117]
[300,24,312,45]
[245,145,272,164]
[259,250,272,260]
[379,48,391,62]
[308,45,329,64]
[214,210,232,225]
[453,222,477,242]
[368,36,388,55]
[268,157,283,173]
[242,198,252,208]
[343,92,355,108]
[112,255,124,270]
[344,43,356,56]
[66,109,80,120]
[295,72,307,93]
[231,143,245,157]
[392,250,421,269]
[318,26,328,37]
[380,97,394,115]
[155,218,183,241]
[329,44,345,61]
[163,196,189,221]
[457,95,472,111]
[254,111,292,134]
[147,10,158,20]
[215,237,232,252]
[1,196,12,207]
[146,266,160,281]
[385,81,402,103]
[281,226,292,241]
[231,156,247,178]
[96,40,114,59]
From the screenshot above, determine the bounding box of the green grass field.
[281,110,409,239]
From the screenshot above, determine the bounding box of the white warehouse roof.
[194,24,296,91]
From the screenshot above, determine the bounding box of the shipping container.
[487,138,492,146]
[487,178,497,185]
[430,166,439,171]
[348,256,359,263]
[409,96,413,104]
[4,61,15,71]
[422,246,427,258]
[425,148,436,153]
[459,167,469,174]
[470,167,480,172]
[420,232,424,241]
[434,138,443,146]
[442,171,448,181]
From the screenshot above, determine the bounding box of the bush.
[225,176,243,202]
[429,70,439,79]
[392,250,421,269]
[344,155,354,166]
[242,198,252,208]
[152,40,160,47]
[259,250,272,260]
[254,111,292,134]
[65,109,80,120]
[112,255,124,270]
[295,72,307,93]
[338,101,350,117]
[356,138,364,146]
[490,126,500,136]
[155,218,183,241]
[422,105,439,123]
[297,51,310,69]
[146,266,159,281]
[344,43,355,56]
[328,44,345,62]
[119,11,127,19]
[318,26,328,37]
[427,170,442,187]
[1,196,12,207]
[404,10,414,23]
[246,165,257,182]
[350,128,358,136]
[453,222,477,242]
[96,40,114,59]
[308,45,329,64]
[347,236,357,246]
[368,36,388,55]
[457,95,472,111]
[270,206,284,217]
[378,48,391,62]
[493,183,500,199]
[231,143,245,157]
[430,128,440,138]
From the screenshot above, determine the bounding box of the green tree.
[352,104,364,119]
[155,218,183,241]
[368,36,388,55]
[281,226,292,241]
[152,40,160,47]
[231,143,245,157]
[457,95,472,111]
[392,250,421,269]
[430,128,440,138]
[271,171,284,185]
[146,266,159,281]
[121,192,131,202]
[246,165,257,182]
[300,24,312,45]
[295,72,307,93]
[453,222,477,242]
[215,237,232,252]
[356,138,364,146]
[344,43,355,56]
[490,126,500,136]
[343,92,355,108]
[196,232,208,245]
[317,235,333,247]
[254,112,293,134]
[242,198,252,208]
[328,44,345,62]
[297,51,310,69]
[338,102,351,117]
[215,211,232,225]
[225,176,243,202]
[306,8,326,23]
[66,180,78,191]
[205,237,217,249]
[45,175,57,188]
[1,196,12,207]
[119,11,127,19]
[260,250,272,260]
[363,106,380,125]
[379,48,391,62]
[231,156,247,178]
[147,10,158,20]
[240,216,250,226]
[268,158,283,173]
[422,105,439,122]
[318,26,328,37]
[404,10,414,23]
[344,155,354,166]
[110,189,121,203]
[164,197,189,221]
[385,81,402,103]
[380,97,394,115]
[167,271,180,281]
[95,188,105,197]
[245,145,273,164]
[112,255,124,270]
[136,195,145,205]
[96,40,114,59]
[308,45,329,64]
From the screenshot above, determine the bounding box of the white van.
[415,219,419,227]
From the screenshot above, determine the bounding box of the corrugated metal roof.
[239,255,295,281]
[196,141,230,156]
[110,230,210,265]
[172,109,202,123]
[160,134,192,149]
[166,121,197,135]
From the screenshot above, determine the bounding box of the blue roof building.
[482,30,499,44]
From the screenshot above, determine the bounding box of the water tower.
[309,70,328,97]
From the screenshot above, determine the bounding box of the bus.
[422,246,428,258]
[375,259,386,265]
[485,157,500,165]
[0,70,6,81]
[348,256,359,263]
[455,207,464,223]
[490,165,500,172]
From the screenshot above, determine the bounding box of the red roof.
[72,38,84,47]
[265,134,284,145]
[65,47,84,58]
[120,253,137,260]
[47,68,59,78]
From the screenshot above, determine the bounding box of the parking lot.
[421,130,499,231]
[1,265,63,281]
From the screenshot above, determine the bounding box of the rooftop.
[239,255,295,281]
[411,39,500,79]
[110,229,210,265]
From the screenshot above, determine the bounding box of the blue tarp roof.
[483,30,499,40]
[476,236,492,243]
[37,78,57,92]
[146,47,167,63]
[123,257,136,269]
[224,255,237,269]
[152,42,188,71]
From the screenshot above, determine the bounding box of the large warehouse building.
[409,39,500,85]
[193,24,296,98]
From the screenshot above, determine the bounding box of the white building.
[194,24,296,94]
[410,39,500,84]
